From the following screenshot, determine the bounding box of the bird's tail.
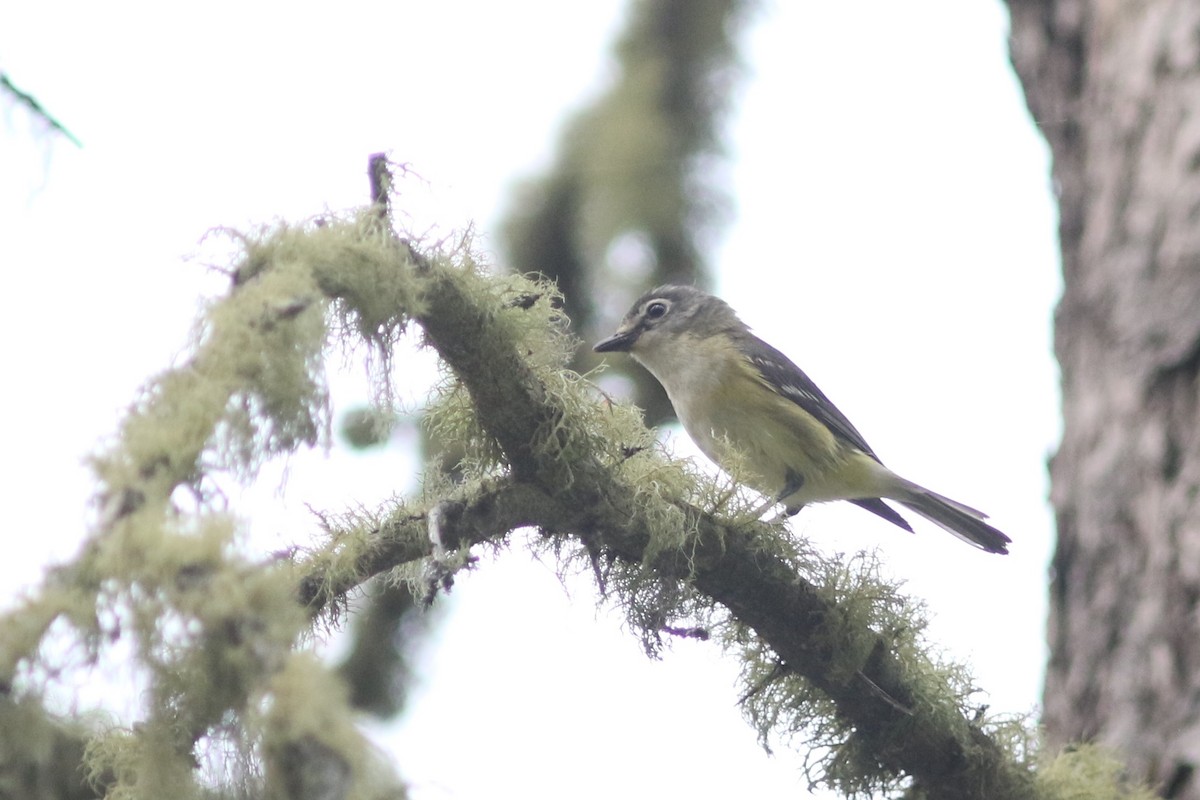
[894,486,1011,555]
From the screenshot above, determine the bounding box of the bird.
[593,285,1011,554]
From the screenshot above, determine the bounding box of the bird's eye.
[645,301,668,320]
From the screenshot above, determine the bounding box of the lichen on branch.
[0,170,1154,800]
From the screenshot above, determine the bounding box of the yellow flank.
[641,335,894,507]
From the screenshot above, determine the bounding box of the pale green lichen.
[85,724,202,800]
[1035,744,1158,800]
[45,215,427,800]
[257,654,406,800]
[240,213,423,346]
[722,546,987,796]
[2,206,1157,800]
[423,378,507,478]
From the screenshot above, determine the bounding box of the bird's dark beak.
[593,328,638,353]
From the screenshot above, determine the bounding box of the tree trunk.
[1008,2,1200,796]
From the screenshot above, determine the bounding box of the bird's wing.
[742,334,883,462]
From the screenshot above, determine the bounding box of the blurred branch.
[336,579,427,717]
[1,73,82,147]
[501,0,753,425]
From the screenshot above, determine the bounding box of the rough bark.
[1008,2,1200,795]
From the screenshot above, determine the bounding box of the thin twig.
[1,73,82,147]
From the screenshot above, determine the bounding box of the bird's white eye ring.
[645,300,669,319]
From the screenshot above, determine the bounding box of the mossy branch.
[0,157,1151,800]
[292,258,1034,799]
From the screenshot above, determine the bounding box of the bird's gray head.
[593,285,743,355]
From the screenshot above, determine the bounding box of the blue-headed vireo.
[593,285,1010,555]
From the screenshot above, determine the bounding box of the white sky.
[1,2,1058,798]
